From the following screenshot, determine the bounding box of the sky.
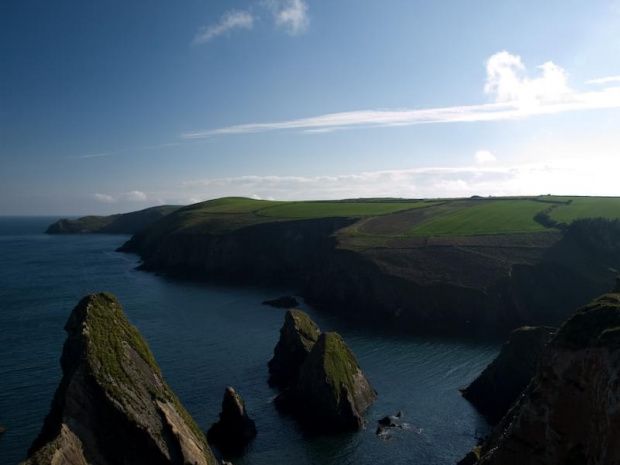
[2,0,620,215]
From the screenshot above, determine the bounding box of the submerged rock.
[22,293,217,465]
[262,296,299,309]
[276,332,377,432]
[268,309,321,388]
[0,425,5,434]
[207,386,257,453]
[461,325,555,423]
[465,293,620,464]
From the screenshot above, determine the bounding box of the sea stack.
[276,332,377,432]
[461,325,555,423]
[268,309,321,388]
[463,293,620,464]
[207,386,257,453]
[22,293,217,465]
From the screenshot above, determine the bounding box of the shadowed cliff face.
[461,326,555,424]
[275,332,377,433]
[22,293,217,465]
[468,293,620,465]
[121,216,620,336]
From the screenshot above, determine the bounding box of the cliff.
[461,325,555,423]
[120,199,620,336]
[268,309,321,388]
[22,293,217,465]
[46,205,180,234]
[275,332,377,432]
[465,293,620,465]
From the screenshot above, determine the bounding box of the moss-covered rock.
[276,332,377,432]
[207,386,257,453]
[465,292,620,465]
[461,325,555,424]
[268,309,321,388]
[22,293,217,465]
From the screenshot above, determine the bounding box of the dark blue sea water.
[0,217,499,464]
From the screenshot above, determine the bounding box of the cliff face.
[121,215,620,336]
[469,293,620,465]
[461,326,555,423]
[46,205,180,235]
[22,293,216,465]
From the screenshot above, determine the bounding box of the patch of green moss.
[289,310,320,348]
[77,293,207,447]
[321,332,360,399]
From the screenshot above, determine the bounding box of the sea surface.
[0,217,499,464]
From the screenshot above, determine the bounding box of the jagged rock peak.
[461,325,555,424]
[466,293,620,465]
[276,332,377,432]
[268,309,321,388]
[207,386,257,453]
[22,292,217,465]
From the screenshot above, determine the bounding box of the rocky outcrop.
[22,293,217,465]
[465,293,620,465]
[46,205,180,234]
[207,387,257,453]
[275,332,377,432]
[268,309,321,388]
[461,326,555,423]
[262,296,299,308]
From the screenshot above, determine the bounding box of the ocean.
[0,217,498,464]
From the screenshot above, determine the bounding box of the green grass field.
[257,200,433,218]
[155,196,620,238]
[549,197,620,223]
[406,200,549,236]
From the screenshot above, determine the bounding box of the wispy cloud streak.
[586,75,620,85]
[182,51,620,138]
[194,10,254,44]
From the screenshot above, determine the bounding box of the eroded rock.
[276,332,377,432]
[207,386,257,453]
[465,293,620,465]
[268,309,321,388]
[21,293,217,465]
[461,325,555,423]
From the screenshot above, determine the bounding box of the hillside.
[120,196,620,335]
[46,205,182,235]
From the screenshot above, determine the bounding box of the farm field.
[257,200,434,218]
[548,197,620,223]
[405,200,550,236]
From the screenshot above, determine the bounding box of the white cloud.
[124,190,148,201]
[93,193,115,203]
[92,191,148,203]
[484,51,571,107]
[586,75,620,85]
[194,10,254,44]
[264,0,309,35]
[475,150,497,165]
[179,153,620,201]
[183,51,620,137]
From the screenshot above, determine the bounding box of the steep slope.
[22,293,217,465]
[466,293,620,465]
[268,309,321,388]
[461,326,555,423]
[46,205,181,234]
[276,332,377,432]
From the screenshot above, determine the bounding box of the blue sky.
[2,0,620,215]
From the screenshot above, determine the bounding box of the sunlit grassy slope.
[406,200,549,236]
[548,197,620,223]
[149,196,620,238]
